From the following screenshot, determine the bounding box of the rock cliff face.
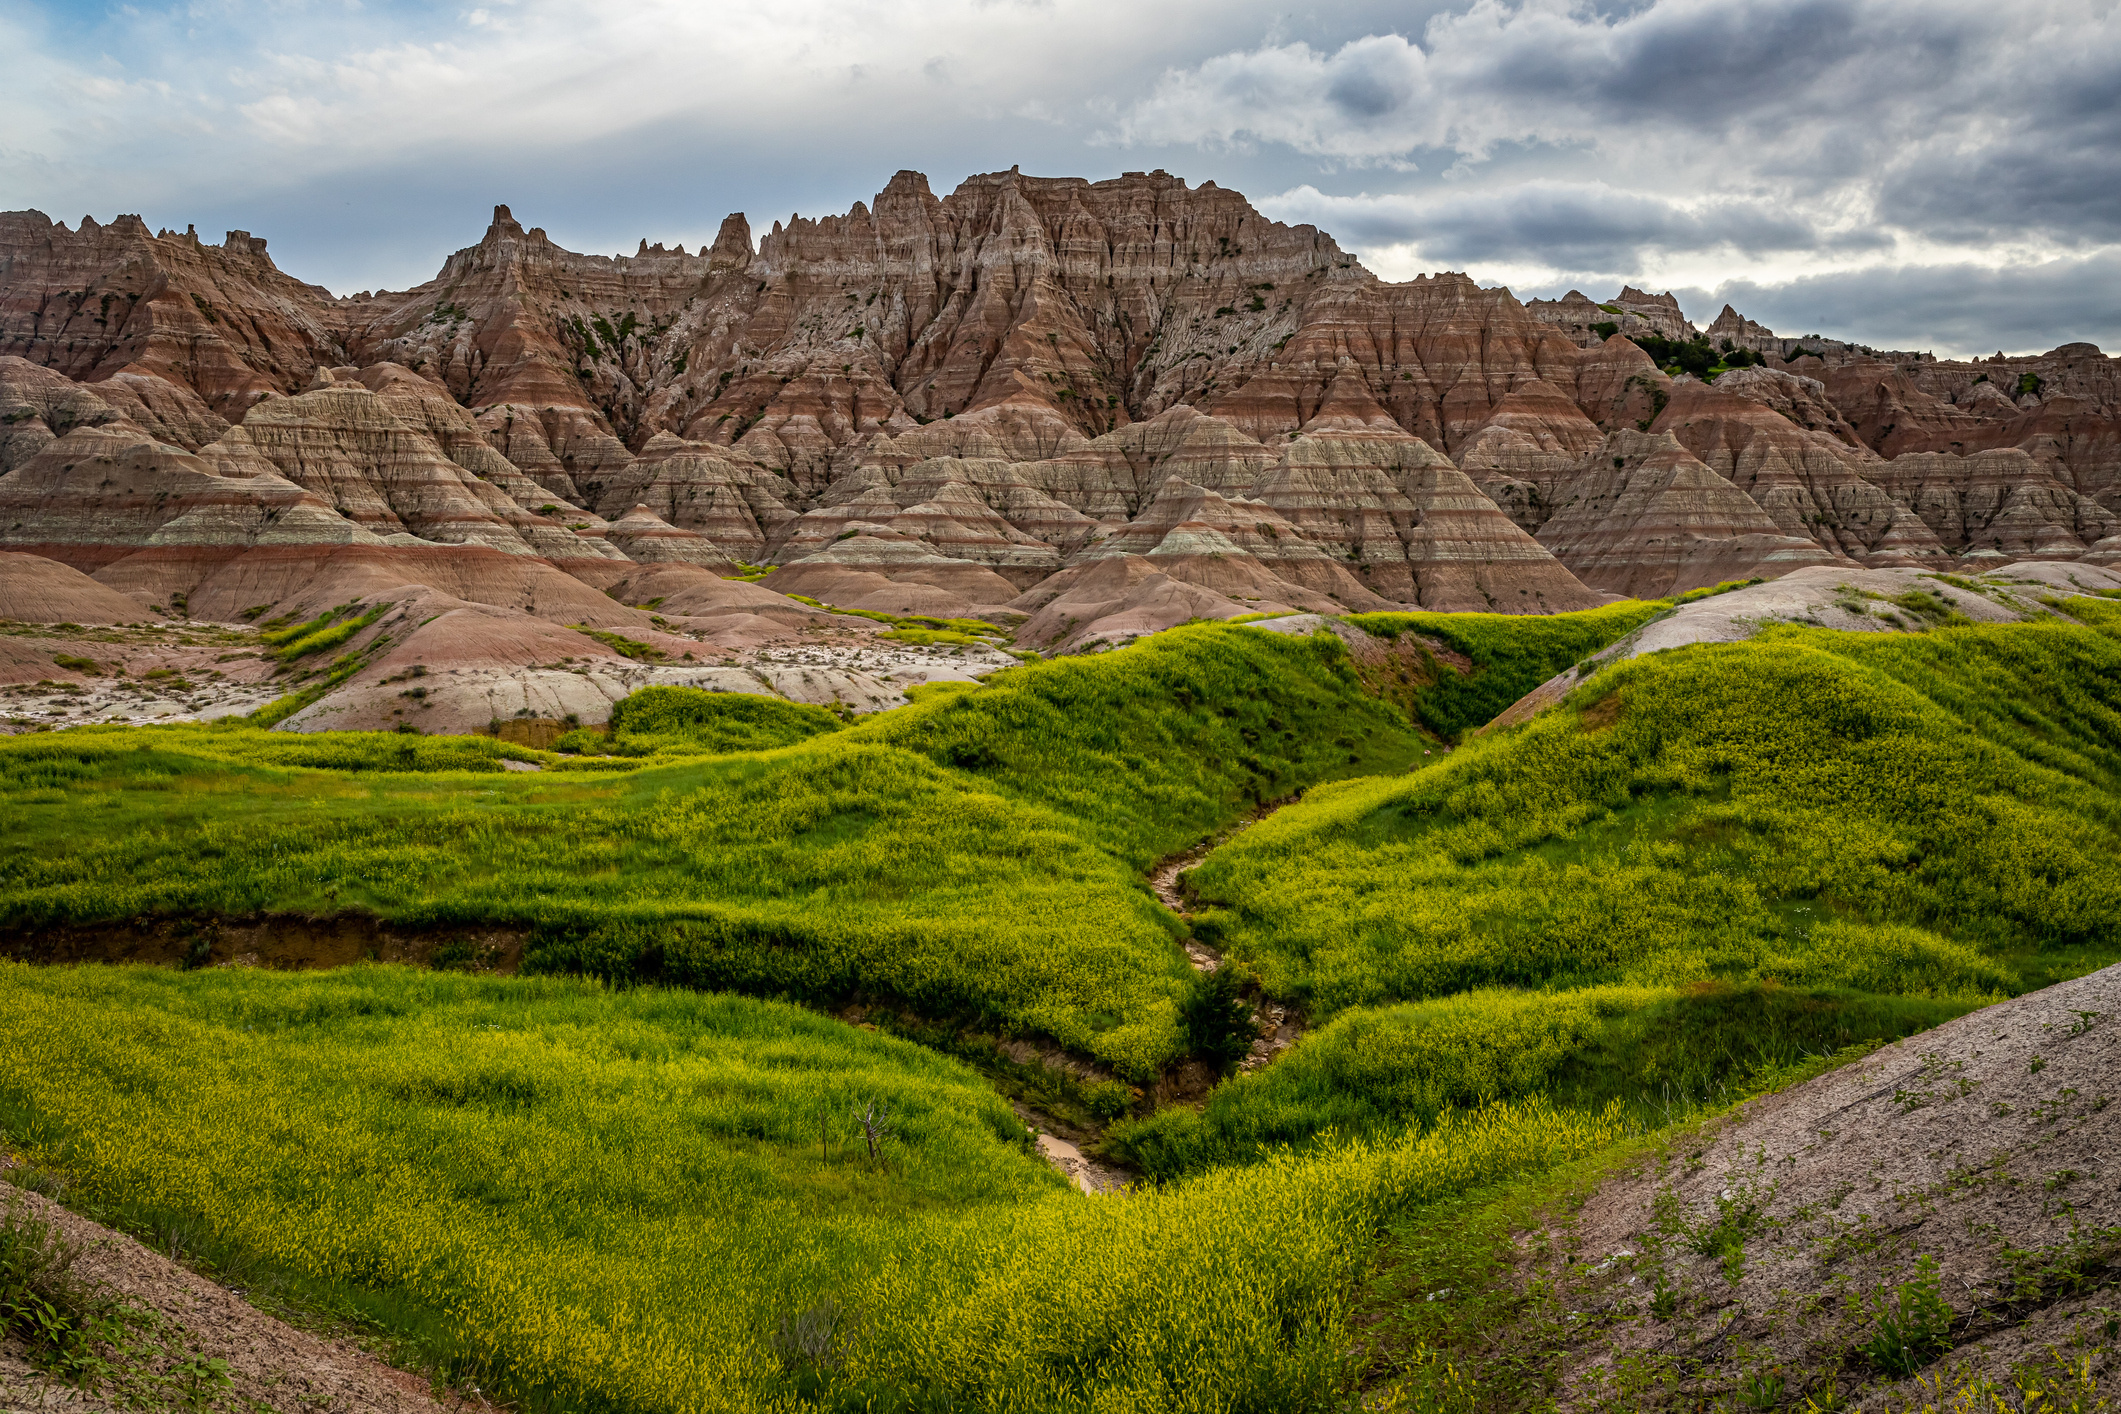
[1525,287,1697,347]
[4,167,2121,696]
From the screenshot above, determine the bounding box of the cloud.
[1117,0,2121,250]
[1111,0,1945,164]
[1266,181,1868,273]
[1678,252,2121,359]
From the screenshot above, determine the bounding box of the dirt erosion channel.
[1148,794,1309,1072]
[1020,795,1324,1197]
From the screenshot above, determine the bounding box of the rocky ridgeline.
[2,167,2118,726]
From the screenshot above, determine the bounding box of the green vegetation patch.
[571,625,665,662]
[271,603,390,664]
[1188,619,2121,1018]
[0,963,1623,1414]
[559,686,844,759]
[1345,600,1666,738]
[0,624,1430,1078]
[1108,983,1970,1182]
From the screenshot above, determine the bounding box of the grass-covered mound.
[1345,599,1667,738]
[0,625,1435,1077]
[558,686,844,757]
[1187,612,2121,1018]
[0,962,1622,1414]
[1105,982,1971,1181]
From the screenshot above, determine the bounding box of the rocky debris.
[0,615,283,732]
[295,629,1011,737]
[1536,962,2121,1411]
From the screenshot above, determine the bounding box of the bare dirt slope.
[0,1183,475,1414]
[1537,962,2120,1410]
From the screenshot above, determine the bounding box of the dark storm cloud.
[1122,1,2121,267]
[1273,181,1858,272]
[1679,251,2121,357]
[1873,35,2121,247]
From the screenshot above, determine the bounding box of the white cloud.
[5,0,2116,355]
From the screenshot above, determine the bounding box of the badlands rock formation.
[4,167,2120,725]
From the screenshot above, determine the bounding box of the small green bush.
[1858,1256,1955,1375]
[1179,969,1255,1074]
[572,626,663,662]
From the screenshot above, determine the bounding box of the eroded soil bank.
[0,915,525,973]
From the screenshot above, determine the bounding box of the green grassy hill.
[6,594,2120,1412]
[1188,610,2121,1016]
[0,625,1441,1078]
[1113,602,2121,1184]
[0,962,1620,1414]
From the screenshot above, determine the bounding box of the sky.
[4,0,2117,358]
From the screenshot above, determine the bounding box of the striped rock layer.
[2,169,2119,661]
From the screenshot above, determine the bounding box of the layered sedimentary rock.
[1534,430,1842,597]
[1861,449,2115,559]
[0,212,345,419]
[761,528,1025,614]
[1649,383,1939,565]
[1525,286,1697,347]
[602,504,736,569]
[0,425,386,582]
[0,550,159,623]
[4,166,2120,676]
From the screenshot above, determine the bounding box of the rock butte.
[3,168,2118,724]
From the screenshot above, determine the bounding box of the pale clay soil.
[1525,961,2121,1410]
[0,1182,484,1414]
[0,615,1017,737]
